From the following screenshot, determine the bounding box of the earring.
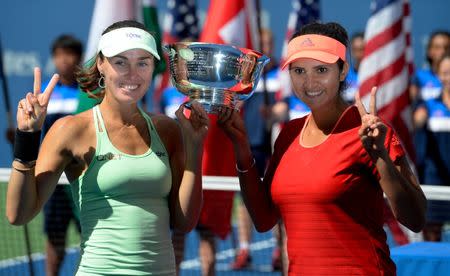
[98,73,106,89]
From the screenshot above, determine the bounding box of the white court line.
[180,237,276,270]
[0,247,79,269]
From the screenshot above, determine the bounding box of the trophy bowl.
[164,42,270,113]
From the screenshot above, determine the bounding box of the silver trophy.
[164,42,270,113]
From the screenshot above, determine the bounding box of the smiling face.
[97,49,155,104]
[289,58,348,111]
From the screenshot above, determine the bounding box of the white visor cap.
[97,27,160,60]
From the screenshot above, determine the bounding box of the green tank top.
[71,105,175,275]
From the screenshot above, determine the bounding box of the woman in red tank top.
[217,22,427,275]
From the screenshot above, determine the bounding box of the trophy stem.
[188,90,237,113]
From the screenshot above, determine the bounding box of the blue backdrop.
[0,0,449,167]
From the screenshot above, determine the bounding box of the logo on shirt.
[96,152,122,161]
[391,135,401,146]
[155,151,166,158]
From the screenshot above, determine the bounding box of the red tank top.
[269,106,403,275]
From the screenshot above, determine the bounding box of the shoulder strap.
[93,105,107,134]
[139,108,167,153]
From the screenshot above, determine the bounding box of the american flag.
[278,0,320,100]
[163,0,199,43]
[359,0,415,245]
[358,0,415,157]
[403,0,414,76]
[153,0,199,111]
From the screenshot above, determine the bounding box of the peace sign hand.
[355,87,388,160]
[16,68,59,132]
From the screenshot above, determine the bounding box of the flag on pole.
[403,0,414,76]
[163,0,199,44]
[200,0,259,49]
[277,0,320,100]
[153,0,200,112]
[359,0,415,245]
[358,0,415,158]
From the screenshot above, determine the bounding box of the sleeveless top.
[71,105,176,275]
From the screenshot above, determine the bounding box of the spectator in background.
[342,32,365,103]
[413,53,450,241]
[230,28,283,271]
[410,31,450,102]
[411,31,450,186]
[41,34,83,276]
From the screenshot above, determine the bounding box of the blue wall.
[0,0,449,167]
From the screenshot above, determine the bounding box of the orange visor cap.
[281,34,346,70]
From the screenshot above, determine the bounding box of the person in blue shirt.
[411,31,450,102]
[413,53,450,241]
[41,34,83,276]
[342,32,364,103]
[411,31,450,186]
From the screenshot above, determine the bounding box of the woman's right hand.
[216,107,248,146]
[17,68,59,132]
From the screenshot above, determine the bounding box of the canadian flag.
[196,0,259,239]
[200,0,259,49]
[199,0,259,179]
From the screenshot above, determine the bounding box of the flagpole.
[0,36,35,276]
[254,0,269,106]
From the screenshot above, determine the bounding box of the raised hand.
[175,101,209,148]
[355,87,388,160]
[216,106,248,146]
[16,68,59,132]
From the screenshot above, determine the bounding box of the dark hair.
[426,30,450,66]
[290,22,349,93]
[51,34,83,58]
[76,20,151,98]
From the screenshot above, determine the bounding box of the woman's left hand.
[355,87,388,160]
[175,101,209,148]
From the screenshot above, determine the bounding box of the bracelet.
[236,158,256,173]
[13,129,41,162]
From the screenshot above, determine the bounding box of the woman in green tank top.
[6,20,210,275]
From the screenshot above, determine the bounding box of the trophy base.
[187,90,238,114]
